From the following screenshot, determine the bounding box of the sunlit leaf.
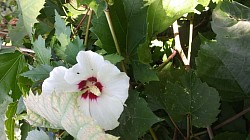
[0,96,12,140]
[104,54,124,65]
[24,91,118,139]
[5,101,18,140]
[33,35,51,65]
[17,0,45,36]
[54,10,71,59]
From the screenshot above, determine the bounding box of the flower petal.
[77,96,91,117]
[98,64,129,103]
[42,66,78,94]
[89,95,124,130]
[65,51,106,84]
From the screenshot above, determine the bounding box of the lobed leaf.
[21,65,53,82]
[4,102,18,140]
[33,35,51,65]
[111,90,161,140]
[0,52,25,100]
[17,0,45,36]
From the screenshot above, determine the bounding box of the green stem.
[187,114,191,140]
[104,8,121,55]
[104,8,127,73]
[84,9,93,48]
[149,127,158,140]
[168,114,186,139]
[157,50,176,71]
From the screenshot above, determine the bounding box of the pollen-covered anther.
[78,77,103,100]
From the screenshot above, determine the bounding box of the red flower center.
[78,77,103,100]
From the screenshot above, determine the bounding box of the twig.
[74,8,90,35]
[173,128,178,140]
[149,127,158,140]
[0,31,8,35]
[172,21,189,66]
[214,107,250,130]
[157,50,177,71]
[187,13,194,65]
[104,8,127,73]
[206,126,214,140]
[2,46,35,53]
[84,9,93,48]
[168,114,186,139]
[193,107,250,137]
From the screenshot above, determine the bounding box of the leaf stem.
[157,50,177,71]
[74,8,90,35]
[104,8,121,55]
[172,21,189,66]
[187,13,194,65]
[168,114,186,139]
[193,107,250,137]
[149,127,158,140]
[206,126,214,140]
[104,8,127,73]
[84,9,93,48]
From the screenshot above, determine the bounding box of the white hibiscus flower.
[42,51,130,130]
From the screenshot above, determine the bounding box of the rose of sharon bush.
[42,51,130,130]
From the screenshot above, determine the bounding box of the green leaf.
[5,101,18,140]
[17,0,45,36]
[104,54,124,64]
[218,102,246,133]
[91,0,147,59]
[21,65,53,82]
[132,61,159,83]
[0,96,12,140]
[213,132,246,140]
[139,0,198,63]
[0,52,25,100]
[76,0,106,17]
[146,70,220,128]
[196,1,250,101]
[211,1,250,38]
[111,90,161,140]
[33,35,51,65]
[65,36,84,65]
[54,10,71,59]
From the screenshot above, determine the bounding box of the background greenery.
[1,0,250,139]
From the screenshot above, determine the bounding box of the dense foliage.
[1,0,250,139]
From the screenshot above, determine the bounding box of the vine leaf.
[132,62,159,83]
[33,35,51,65]
[5,101,18,140]
[110,90,162,139]
[145,70,220,128]
[196,1,250,101]
[17,0,45,36]
[0,52,25,100]
[104,54,124,65]
[21,65,53,82]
